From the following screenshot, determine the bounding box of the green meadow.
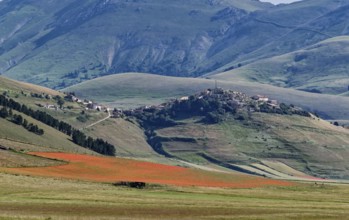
[0,173,348,220]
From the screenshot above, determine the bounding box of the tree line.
[0,107,44,135]
[0,94,115,156]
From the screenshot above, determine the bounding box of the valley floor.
[1,172,349,220]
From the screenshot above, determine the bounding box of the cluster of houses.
[65,94,104,111]
[65,93,126,118]
[187,88,284,113]
[35,103,58,110]
[251,95,278,107]
[124,88,277,116]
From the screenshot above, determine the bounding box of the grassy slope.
[0,110,94,168]
[83,117,160,158]
[213,36,349,95]
[0,76,60,96]
[0,172,349,220]
[0,150,64,168]
[64,73,220,109]
[0,76,103,168]
[0,76,110,129]
[64,73,349,119]
[155,113,349,179]
[0,111,94,155]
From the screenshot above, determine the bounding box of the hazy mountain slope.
[1,0,348,96]
[213,36,349,95]
[208,0,349,74]
[64,73,349,120]
[0,0,80,85]
[0,0,270,88]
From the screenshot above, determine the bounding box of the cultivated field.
[2,152,290,188]
[0,172,348,220]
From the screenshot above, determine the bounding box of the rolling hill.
[0,75,60,96]
[123,88,349,180]
[150,113,349,179]
[212,36,349,95]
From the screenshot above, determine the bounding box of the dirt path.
[83,110,111,130]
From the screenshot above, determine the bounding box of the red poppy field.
[2,152,293,188]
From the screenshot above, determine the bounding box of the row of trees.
[72,130,115,156]
[259,102,310,117]
[0,95,115,156]
[0,107,44,135]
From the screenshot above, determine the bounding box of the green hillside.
[0,75,60,96]
[0,110,93,153]
[155,114,349,179]
[124,88,349,179]
[0,75,171,162]
[65,73,349,120]
[83,117,161,159]
[0,77,79,153]
[0,110,96,168]
[0,75,124,167]
[213,36,349,95]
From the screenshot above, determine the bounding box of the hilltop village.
[126,88,310,116]
[120,88,311,127]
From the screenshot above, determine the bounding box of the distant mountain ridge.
[0,0,349,91]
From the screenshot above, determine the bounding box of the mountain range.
[0,0,348,95]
